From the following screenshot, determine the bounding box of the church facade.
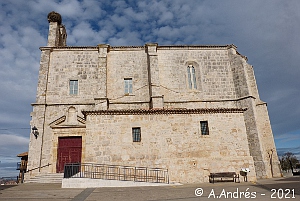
[26,12,281,183]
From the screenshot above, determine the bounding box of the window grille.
[132,127,141,142]
[200,121,209,135]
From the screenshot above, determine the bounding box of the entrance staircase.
[25,173,64,183]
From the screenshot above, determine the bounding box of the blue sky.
[0,0,300,177]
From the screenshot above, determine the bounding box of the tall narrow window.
[200,121,209,135]
[124,78,133,94]
[187,65,197,89]
[132,127,141,142]
[69,80,78,95]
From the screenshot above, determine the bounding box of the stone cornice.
[31,96,257,106]
[31,103,95,106]
[157,45,232,50]
[40,46,98,51]
[82,108,247,117]
[39,44,238,51]
[50,125,86,129]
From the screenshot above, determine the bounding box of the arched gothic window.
[187,65,197,89]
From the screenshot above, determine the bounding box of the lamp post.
[32,126,39,139]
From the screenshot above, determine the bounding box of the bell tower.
[47,11,67,47]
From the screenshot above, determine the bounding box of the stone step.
[25,173,64,183]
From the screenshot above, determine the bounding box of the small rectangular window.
[132,127,141,142]
[124,78,133,94]
[69,80,78,95]
[200,121,209,135]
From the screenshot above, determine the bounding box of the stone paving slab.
[0,183,82,201]
[0,177,299,201]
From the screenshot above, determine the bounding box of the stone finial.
[227,44,237,49]
[145,43,158,55]
[47,11,62,25]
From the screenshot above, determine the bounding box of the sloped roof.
[17,152,28,157]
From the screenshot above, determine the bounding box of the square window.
[132,127,141,142]
[200,121,209,135]
[69,80,78,95]
[124,78,133,94]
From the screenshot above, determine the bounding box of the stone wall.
[47,48,100,104]
[84,112,256,183]
[158,47,236,102]
[36,45,251,109]
[107,47,150,109]
[255,103,281,178]
[229,48,280,178]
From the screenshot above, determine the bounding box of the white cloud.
[277,146,300,160]
[275,133,300,143]
[158,11,173,24]
[123,7,148,22]
[0,163,19,177]
[20,27,46,50]
[56,0,83,17]
[267,88,298,103]
[0,134,29,172]
[110,14,131,29]
[0,134,29,147]
[69,21,101,45]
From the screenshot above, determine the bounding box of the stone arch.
[184,61,201,91]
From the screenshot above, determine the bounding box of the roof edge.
[82,108,247,116]
[40,44,237,50]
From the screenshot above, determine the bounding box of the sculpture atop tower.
[47,11,67,47]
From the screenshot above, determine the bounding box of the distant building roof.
[17,152,28,157]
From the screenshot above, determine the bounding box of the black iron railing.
[64,163,169,184]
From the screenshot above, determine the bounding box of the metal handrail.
[26,163,51,172]
[64,163,169,184]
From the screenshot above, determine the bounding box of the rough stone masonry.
[26,11,281,183]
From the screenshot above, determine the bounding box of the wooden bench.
[209,172,240,183]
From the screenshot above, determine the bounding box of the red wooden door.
[56,137,82,173]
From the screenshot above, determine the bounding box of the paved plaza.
[0,176,299,201]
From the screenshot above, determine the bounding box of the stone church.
[26,11,281,183]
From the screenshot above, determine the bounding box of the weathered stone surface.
[26,14,281,183]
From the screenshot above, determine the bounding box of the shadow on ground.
[255,176,300,196]
[0,185,17,191]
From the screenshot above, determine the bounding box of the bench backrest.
[210,172,236,177]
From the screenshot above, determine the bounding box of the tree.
[279,152,299,171]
